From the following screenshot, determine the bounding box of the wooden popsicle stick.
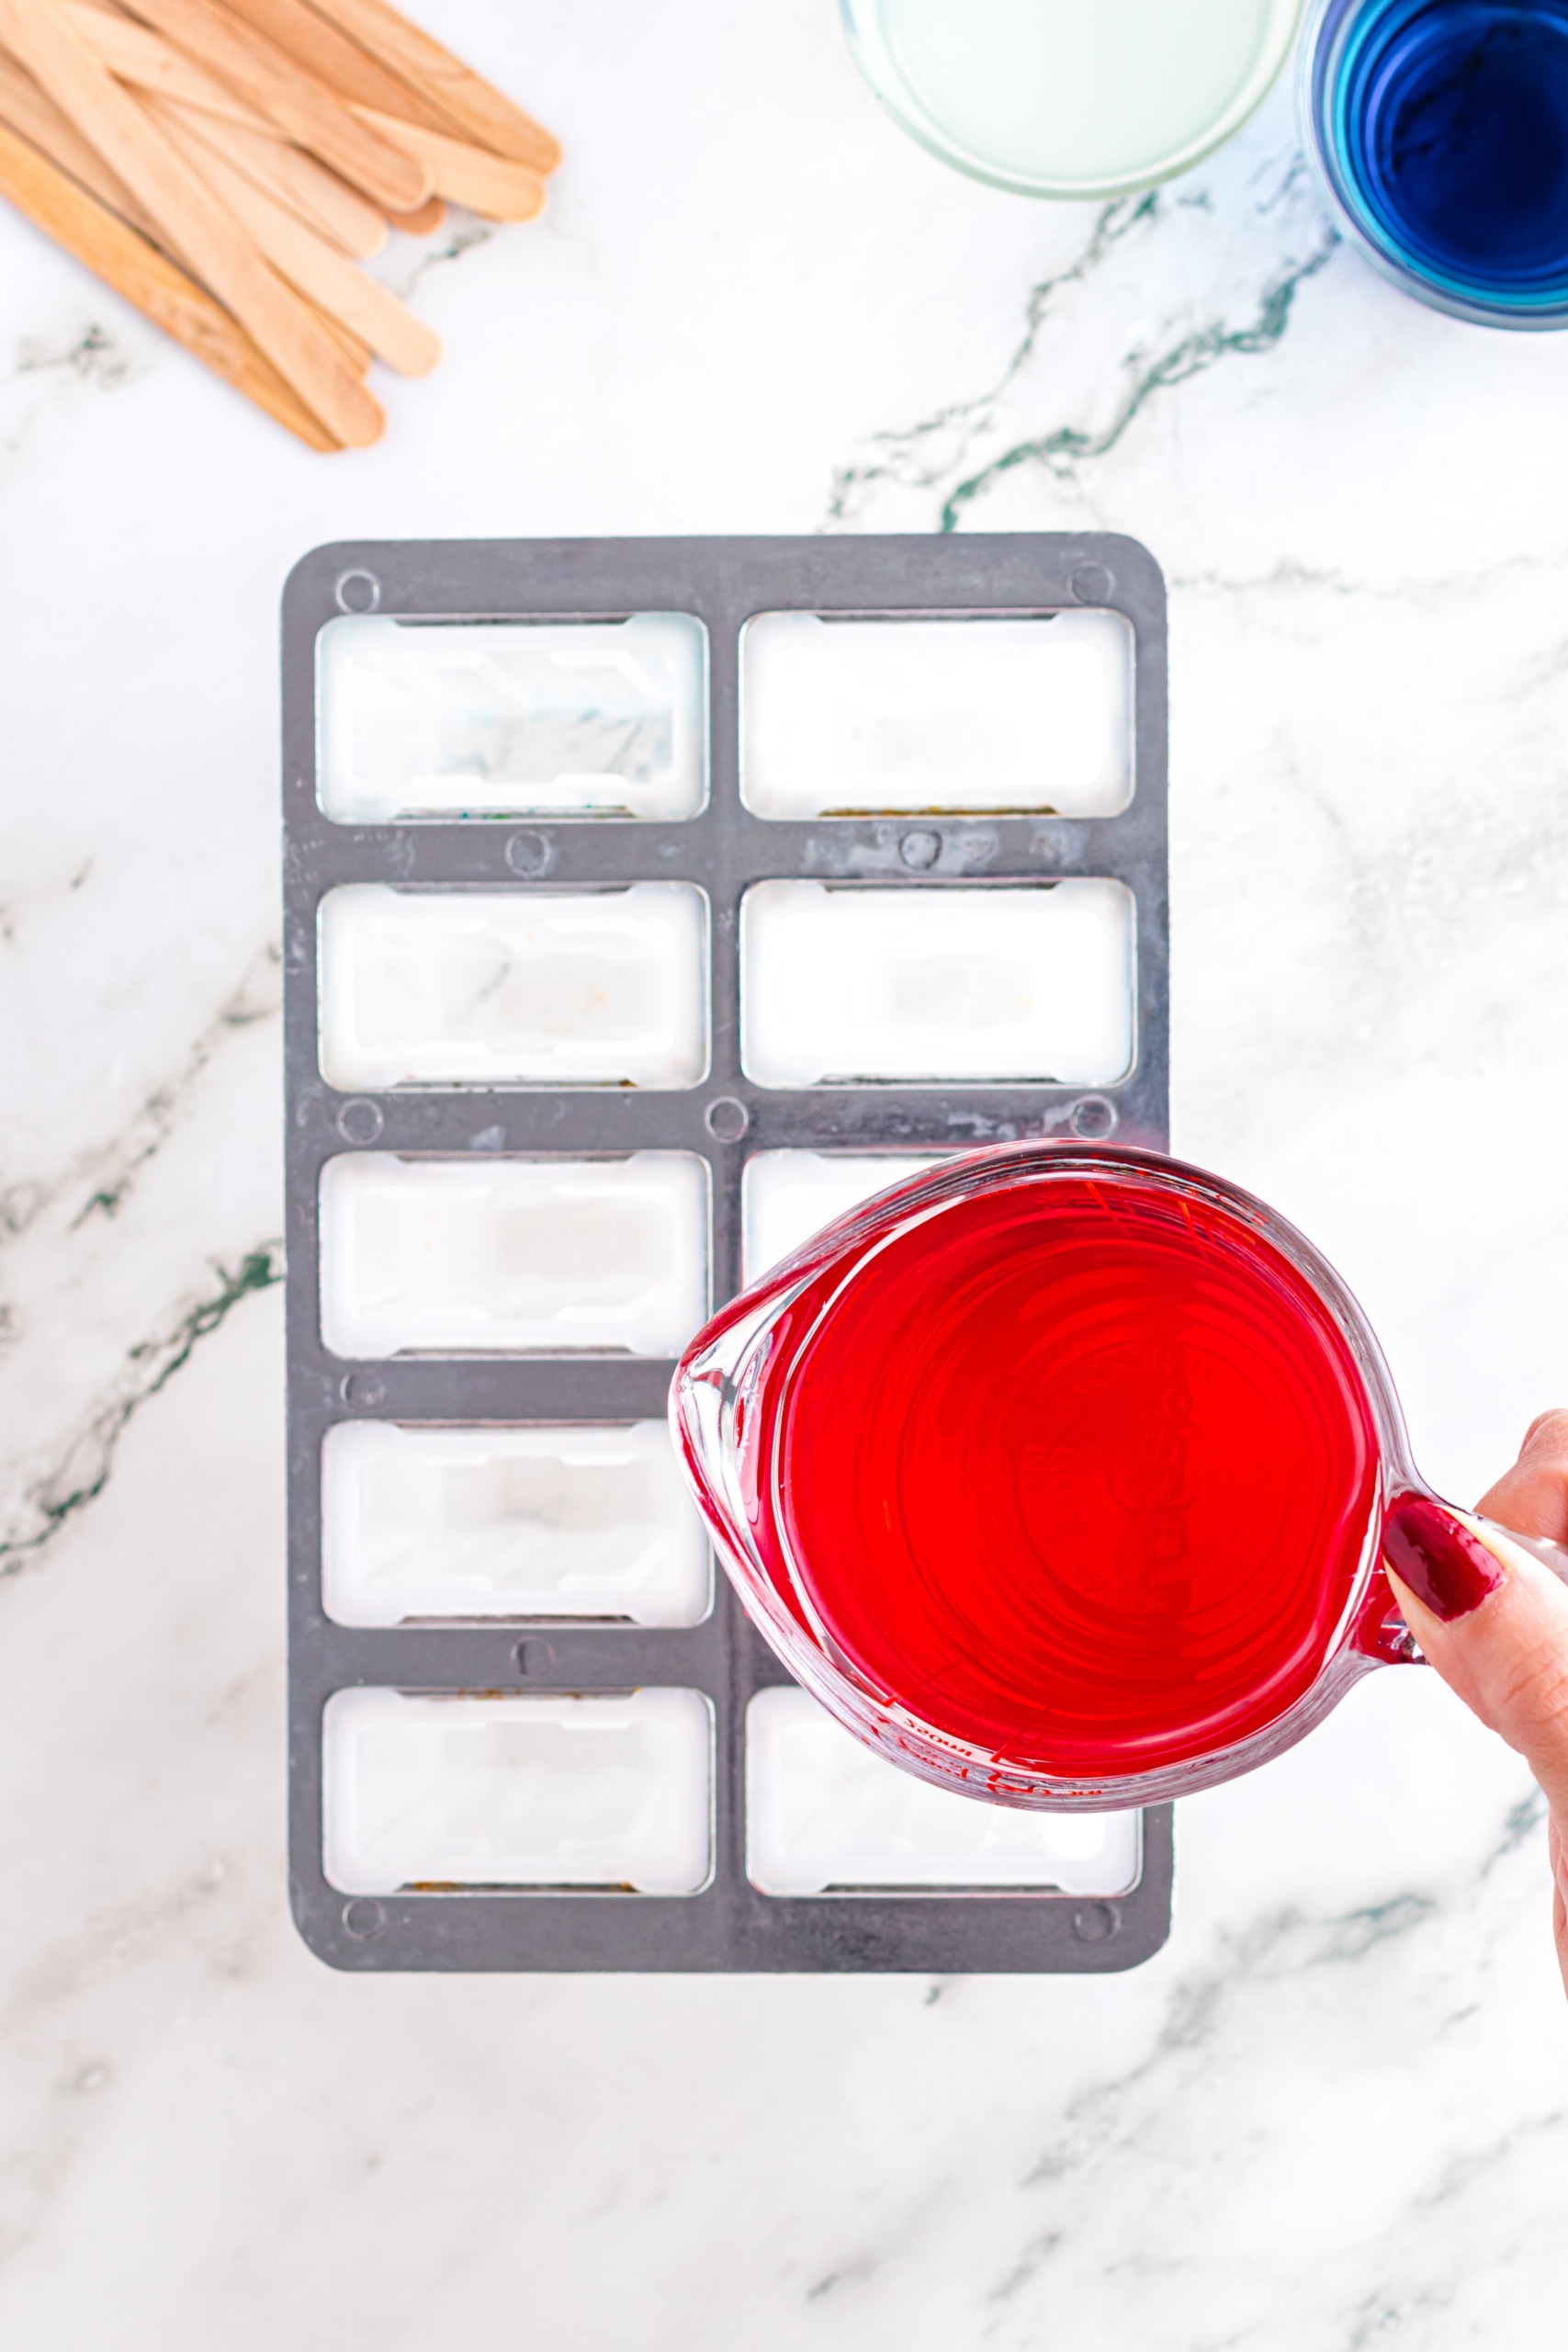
[301,289,367,372]
[384,191,441,234]
[7,34,371,355]
[160,90,385,253]
[0,115,338,447]
[68,2,279,133]
[265,137,387,257]
[154,144,371,371]
[218,0,460,138]
[0,42,161,238]
[306,0,558,174]
[155,101,437,372]
[352,104,542,221]
[116,0,430,209]
[0,0,382,445]
[2,38,373,355]
[78,0,383,263]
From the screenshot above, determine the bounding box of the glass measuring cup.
[672,1144,1565,1809]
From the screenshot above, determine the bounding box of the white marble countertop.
[4,4,1568,2343]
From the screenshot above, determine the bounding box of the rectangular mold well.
[318,884,710,1091]
[323,1687,715,1895]
[285,533,1173,1973]
[317,611,709,822]
[739,877,1134,1088]
[318,1150,710,1358]
[741,1150,946,1283]
[745,1688,1141,1897]
[321,1420,713,1627]
[740,609,1133,819]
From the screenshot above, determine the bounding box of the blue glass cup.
[1301,0,1568,326]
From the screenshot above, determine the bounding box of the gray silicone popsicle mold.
[283,533,1174,1973]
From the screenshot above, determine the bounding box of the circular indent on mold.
[341,1372,387,1409]
[334,569,380,614]
[1070,1093,1119,1140]
[505,830,552,877]
[514,1637,557,1675]
[342,1897,386,1940]
[1070,562,1114,605]
[899,829,942,870]
[1072,1901,1121,1944]
[705,1096,750,1142]
[336,1097,384,1144]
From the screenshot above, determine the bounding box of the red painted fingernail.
[1382,1493,1506,1623]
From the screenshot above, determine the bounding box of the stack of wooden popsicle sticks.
[0,0,558,447]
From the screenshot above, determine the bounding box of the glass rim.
[840,0,1307,202]
[1297,0,1568,331]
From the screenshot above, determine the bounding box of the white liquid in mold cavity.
[322,1421,711,1627]
[323,1688,713,1894]
[318,1152,708,1357]
[742,610,1132,819]
[862,0,1300,191]
[740,879,1134,1087]
[316,613,707,822]
[741,1151,945,1283]
[318,885,709,1090]
[746,1688,1141,1895]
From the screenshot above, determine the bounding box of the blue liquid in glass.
[1326,0,1568,308]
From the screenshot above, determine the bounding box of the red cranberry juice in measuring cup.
[675,1149,1391,1800]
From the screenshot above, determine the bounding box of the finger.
[1543,1812,1568,1994]
[1383,1503,1568,1827]
[1476,1408,1568,1546]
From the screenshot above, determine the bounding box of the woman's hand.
[1383,1410,1568,1997]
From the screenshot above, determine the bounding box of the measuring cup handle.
[1361,1496,1568,1664]
[1472,1512,1568,1585]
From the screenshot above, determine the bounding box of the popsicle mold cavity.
[745,1688,1141,1894]
[323,1688,715,1894]
[740,878,1135,1086]
[318,1151,709,1357]
[740,609,1132,818]
[322,1420,711,1626]
[741,1149,944,1282]
[316,612,708,821]
[318,884,710,1089]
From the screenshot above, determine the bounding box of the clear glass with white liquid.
[841,0,1305,198]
